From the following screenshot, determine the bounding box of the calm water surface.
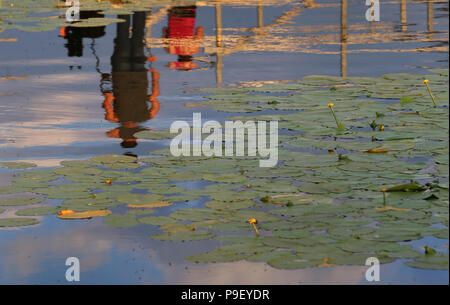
[0,0,448,284]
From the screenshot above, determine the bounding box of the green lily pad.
[138,216,178,226]
[103,214,139,228]
[0,197,43,206]
[116,193,164,205]
[406,253,449,270]
[0,162,37,169]
[0,218,39,227]
[298,183,351,194]
[15,206,64,216]
[151,231,215,242]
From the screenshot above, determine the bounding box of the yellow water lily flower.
[317,258,337,267]
[248,218,260,236]
[423,79,437,107]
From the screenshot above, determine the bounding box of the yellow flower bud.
[423,79,429,84]
[328,103,334,107]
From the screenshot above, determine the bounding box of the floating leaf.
[103,214,139,228]
[151,231,215,242]
[16,206,64,216]
[57,209,112,220]
[127,201,172,208]
[0,197,43,206]
[386,181,427,192]
[0,218,39,227]
[0,162,36,169]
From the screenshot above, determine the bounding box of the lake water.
[0,0,448,284]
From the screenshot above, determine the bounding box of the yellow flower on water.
[328,103,334,107]
[248,218,260,236]
[381,188,387,192]
[106,179,112,185]
[249,218,258,225]
[317,258,337,267]
[423,79,437,107]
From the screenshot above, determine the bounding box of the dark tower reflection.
[59,10,106,58]
[102,11,160,149]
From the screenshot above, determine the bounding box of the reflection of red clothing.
[168,8,196,56]
[168,16,195,39]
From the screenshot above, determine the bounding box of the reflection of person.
[59,10,106,57]
[162,6,204,70]
[102,12,160,149]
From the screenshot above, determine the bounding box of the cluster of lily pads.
[1,69,449,271]
[0,0,197,32]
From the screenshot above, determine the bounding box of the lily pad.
[0,197,43,206]
[0,218,39,227]
[0,162,37,169]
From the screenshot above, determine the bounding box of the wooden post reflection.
[257,4,264,27]
[427,0,434,39]
[401,0,407,32]
[340,0,347,78]
[145,9,152,45]
[216,3,223,88]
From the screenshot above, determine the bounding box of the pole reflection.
[340,0,347,78]
[427,0,434,40]
[401,0,407,32]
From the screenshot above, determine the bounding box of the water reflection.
[60,9,162,149]
[56,0,447,148]
[0,0,449,285]
[0,1,448,155]
[59,10,106,58]
[103,11,160,149]
[340,0,347,78]
[163,6,204,71]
